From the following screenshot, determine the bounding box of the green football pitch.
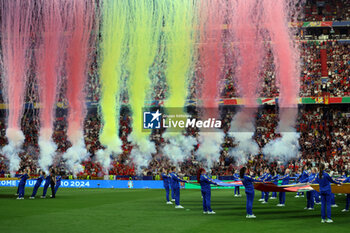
[0,187,349,233]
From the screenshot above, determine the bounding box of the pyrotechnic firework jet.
[195,0,227,170]
[261,0,301,162]
[227,0,265,165]
[96,0,128,171]
[62,0,96,174]
[161,0,197,168]
[0,0,34,174]
[36,0,65,173]
[126,0,164,173]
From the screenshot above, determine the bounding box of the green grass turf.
[0,187,349,233]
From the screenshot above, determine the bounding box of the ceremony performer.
[271,170,279,199]
[41,168,56,198]
[296,166,309,198]
[277,169,290,206]
[197,168,217,214]
[30,170,45,199]
[170,166,186,209]
[304,168,317,210]
[240,167,260,218]
[316,164,341,223]
[17,168,30,199]
[258,170,266,201]
[54,173,62,195]
[262,168,272,204]
[161,168,172,204]
[233,170,241,197]
[341,176,350,212]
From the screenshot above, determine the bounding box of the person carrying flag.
[170,166,187,209]
[54,173,62,195]
[161,168,172,204]
[197,168,217,214]
[341,176,350,212]
[296,166,309,198]
[258,170,266,201]
[240,167,260,218]
[30,170,45,199]
[261,168,272,204]
[17,168,30,199]
[233,170,241,197]
[270,170,279,199]
[316,163,341,223]
[277,169,290,207]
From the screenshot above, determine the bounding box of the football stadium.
[0,0,350,232]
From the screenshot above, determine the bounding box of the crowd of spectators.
[326,41,350,96]
[1,103,349,178]
[303,0,350,22]
[219,41,349,99]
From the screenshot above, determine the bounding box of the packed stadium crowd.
[0,0,349,178]
[0,103,349,178]
[303,0,350,22]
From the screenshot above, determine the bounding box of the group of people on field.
[16,167,62,199]
[161,164,350,223]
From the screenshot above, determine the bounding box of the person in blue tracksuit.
[170,169,175,202]
[331,193,337,206]
[314,189,321,204]
[161,168,172,204]
[17,168,30,199]
[316,163,341,223]
[296,166,308,197]
[271,170,279,199]
[54,174,62,195]
[294,172,301,197]
[233,170,241,197]
[42,168,56,198]
[277,169,290,206]
[30,171,45,199]
[310,167,320,205]
[341,176,350,212]
[240,167,260,218]
[198,168,217,214]
[304,169,317,210]
[258,171,266,201]
[340,172,347,179]
[41,172,51,198]
[170,166,186,209]
[262,169,272,203]
[313,168,321,205]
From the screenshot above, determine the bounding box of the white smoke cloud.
[163,132,197,165]
[197,130,224,169]
[228,110,259,166]
[263,132,300,162]
[262,108,300,162]
[129,134,156,174]
[63,131,88,175]
[229,132,259,167]
[38,128,57,173]
[96,136,122,173]
[2,128,25,175]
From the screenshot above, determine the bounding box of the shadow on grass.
[0,194,18,199]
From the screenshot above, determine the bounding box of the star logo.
[150,110,161,123]
[143,110,162,129]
